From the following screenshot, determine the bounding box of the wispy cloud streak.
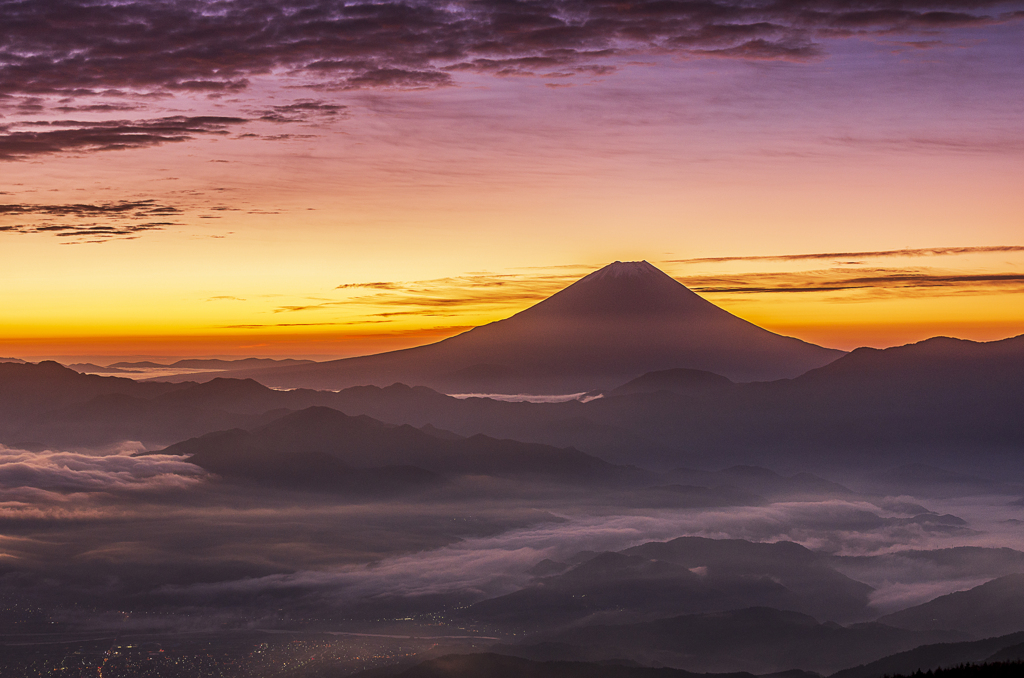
[681,270,1024,297]
[257,252,1024,326]
[0,445,206,496]
[0,116,247,160]
[0,199,187,242]
[671,245,1024,265]
[269,271,589,315]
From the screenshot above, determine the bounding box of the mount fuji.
[193,261,844,393]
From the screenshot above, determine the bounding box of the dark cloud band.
[0,0,1017,99]
[0,199,184,242]
[0,116,247,160]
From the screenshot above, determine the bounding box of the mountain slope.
[466,537,873,631]
[622,537,872,622]
[352,652,820,678]
[161,261,843,392]
[3,331,1021,470]
[159,406,640,488]
[878,574,1024,637]
[607,368,732,396]
[830,632,1024,678]
[534,607,964,675]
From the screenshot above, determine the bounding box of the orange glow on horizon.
[6,321,1024,363]
[3,247,1023,362]
[0,327,473,362]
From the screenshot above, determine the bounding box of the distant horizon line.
[6,328,1024,368]
[5,249,1023,362]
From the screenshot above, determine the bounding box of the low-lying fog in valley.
[5,440,1023,620]
[2,432,1023,676]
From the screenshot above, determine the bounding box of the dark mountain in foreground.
[352,652,820,678]
[877,574,1024,637]
[988,644,1024,662]
[882,663,1024,678]
[159,406,638,490]
[830,632,1024,678]
[530,607,964,675]
[0,361,199,445]
[0,360,184,418]
[469,553,802,631]
[829,547,1024,600]
[606,368,733,396]
[467,537,872,630]
[158,261,843,392]
[621,537,871,621]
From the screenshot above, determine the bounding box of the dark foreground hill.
[622,537,872,621]
[533,607,963,675]
[878,574,1024,638]
[158,406,641,491]
[605,368,733,396]
[828,547,1024,600]
[882,663,1024,678]
[466,537,873,630]
[351,653,820,678]
[158,261,843,392]
[0,360,184,419]
[830,632,1024,678]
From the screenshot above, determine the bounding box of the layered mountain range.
[3,329,1021,472]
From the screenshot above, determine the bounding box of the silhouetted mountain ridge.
[878,574,1024,637]
[519,607,964,675]
[2,332,1022,474]
[352,652,822,678]
[607,368,732,396]
[158,406,642,490]
[830,631,1024,678]
[150,261,844,392]
[466,536,873,630]
[111,357,314,370]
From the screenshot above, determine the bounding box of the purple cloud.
[0,115,247,160]
[0,0,1016,99]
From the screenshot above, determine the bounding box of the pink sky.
[1,1,1022,359]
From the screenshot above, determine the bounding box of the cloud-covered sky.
[2,0,1022,357]
[4,1,1017,95]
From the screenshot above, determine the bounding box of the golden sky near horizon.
[1,2,1023,361]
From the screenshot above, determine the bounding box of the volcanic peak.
[584,260,662,280]
[521,258,715,319]
[151,258,847,390]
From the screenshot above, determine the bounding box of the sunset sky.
[2,0,1022,361]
